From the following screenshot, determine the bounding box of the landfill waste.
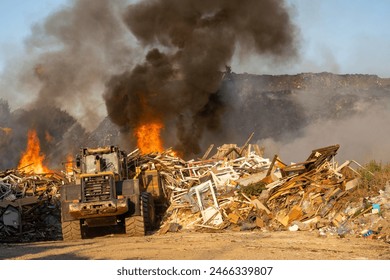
[126,142,390,244]
[0,169,64,242]
[1,141,389,244]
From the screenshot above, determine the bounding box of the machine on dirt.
[60,146,159,241]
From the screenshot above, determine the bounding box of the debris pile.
[0,169,63,242]
[347,183,390,242]
[1,140,389,244]
[132,143,389,243]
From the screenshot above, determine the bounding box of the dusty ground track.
[1,231,389,260]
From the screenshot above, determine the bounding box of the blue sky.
[287,0,390,77]
[0,0,390,77]
[0,0,68,67]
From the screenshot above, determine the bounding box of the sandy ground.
[0,230,389,260]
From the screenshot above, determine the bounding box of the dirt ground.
[0,230,389,260]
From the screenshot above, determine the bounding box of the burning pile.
[135,121,165,154]
[18,130,51,174]
[0,129,65,242]
[1,121,389,243]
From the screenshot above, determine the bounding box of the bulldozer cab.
[76,146,128,180]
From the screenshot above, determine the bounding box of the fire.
[135,121,164,154]
[18,130,50,174]
[65,154,73,173]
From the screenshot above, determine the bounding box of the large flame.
[18,129,50,174]
[135,121,164,154]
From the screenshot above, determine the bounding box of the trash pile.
[0,169,63,242]
[133,143,389,243]
[1,140,389,244]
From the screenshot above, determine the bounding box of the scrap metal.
[0,169,64,242]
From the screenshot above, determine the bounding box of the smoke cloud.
[104,0,297,156]
[0,0,136,169]
[256,74,390,164]
[23,0,134,129]
[261,106,390,164]
[5,0,389,171]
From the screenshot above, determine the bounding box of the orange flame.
[18,130,50,174]
[65,154,73,173]
[135,121,164,154]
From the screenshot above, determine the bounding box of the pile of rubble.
[134,143,389,243]
[1,141,389,243]
[0,169,64,242]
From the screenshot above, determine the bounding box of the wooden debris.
[147,143,380,236]
[3,143,386,242]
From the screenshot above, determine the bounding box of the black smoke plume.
[1,0,298,169]
[104,0,297,156]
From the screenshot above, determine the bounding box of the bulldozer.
[60,146,158,240]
